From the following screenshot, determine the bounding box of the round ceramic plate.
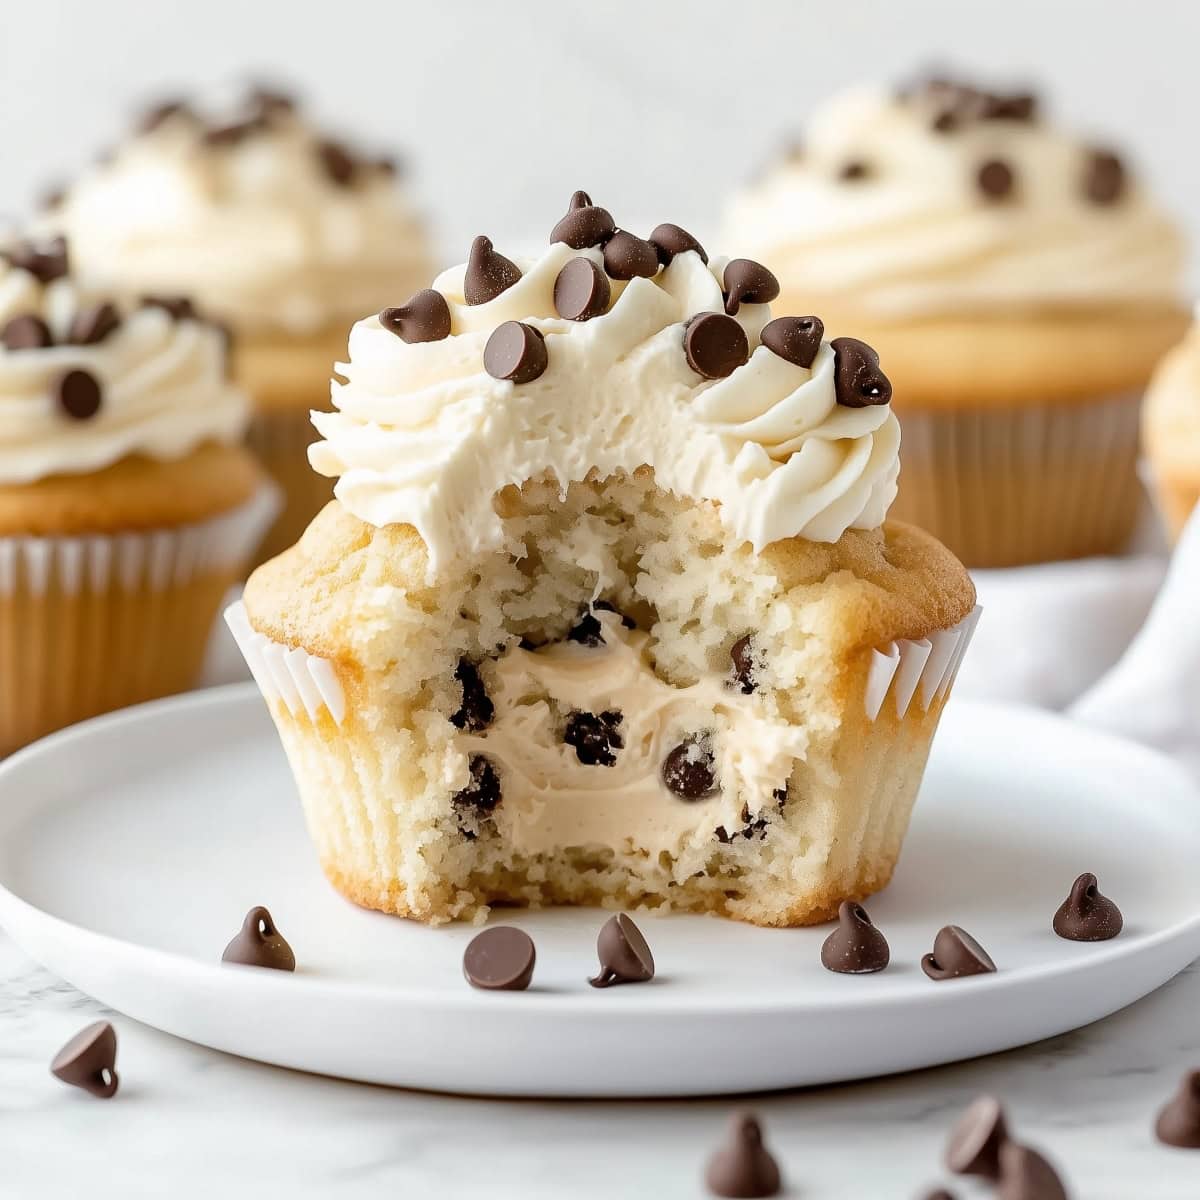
[0,685,1197,1098]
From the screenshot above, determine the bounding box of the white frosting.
[723,86,1185,318]
[311,242,901,573]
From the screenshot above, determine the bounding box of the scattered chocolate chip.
[2,314,53,351]
[137,97,191,134]
[50,1022,119,1099]
[550,191,617,249]
[704,1111,782,1198]
[450,659,494,733]
[1155,1069,1200,1148]
[589,913,655,988]
[1053,872,1123,942]
[980,93,1037,122]
[662,735,719,800]
[3,236,69,284]
[603,230,660,281]
[977,158,1016,200]
[931,107,960,133]
[316,139,358,186]
[684,312,749,380]
[648,223,708,266]
[453,754,502,818]
[996,1142,1068,1200]
[464,235,522,305]
[483,321,548,384]
[761,315,823,369]
[567,607,605,646]
[67,302,122,347]
[832,337,891,407]
[1084,149,1125,205]
[730,635,761,693]
[821,901,890,974]
[922,925,996,981]
[141,295,197,321]
[945,1095,1009,1179]
[55,369,102,421]
[221,906,296,971]
[463,926,535,991]
[203,117,267,147]
[722,259,780,315]
[553,257,611,321]
[380,290,452,343]
[839,159,872,181]
[564,710,624,767]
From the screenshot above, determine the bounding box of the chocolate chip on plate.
[832,337,891,407]
[945,1095,1009,1179]
[2,314,53,351]
[550,191,617,249]
[722,259,780,315]
[221,905,296,971]
[55,369,103,421]
[484,321,548,384]
[996,1142,1068,1200]
[380,290,452,343]
[922,925,996,981]
[1052,872,1123,942]
[1154,1069,1200,1148]
[463,926,536,991]
[450,659,494,733]
[589,913,655,988]
[760,315,824,369]
[564,710,624,766]
[67,302,122,347]
[553,257,611,321]
[977,158,1016,200]
[1084,149,1125,206]
[662,735,719,800]
[453,754,502,818]
[820,900,890,974]
[603,230,660,281]
[648,223,708,266]
[50,1021,119,1099]
[704,1111,782,1198]
[684,312,749,380]
[730,635,761,693]
[464,235,522,305]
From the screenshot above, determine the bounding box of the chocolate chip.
[67,302,122,347]
[1053,872,1123,941]
[380,290,452,343]
[484,321,548,384]
[996,1142,1068,1200]
[221,906,296,971]
[820,901,890,974]
[980,92,1037,122]
[648,223,708,266]
[3,236,68,284]
[945,1095,1009,1179]
[2,314,53,351]
[603,230,660,281]
[316,139,358,186]
[453,754,502,817]
[730,635,761,693]
[550,191,617,249]
[977,158,1015,200]
[137,98,191,134]
[1155,1069,1200,1148]
[50,1022,119,1099]
[450,659,494,733]
[684,313,749,380]
[662,735,719,800]
[463,926,535,991]
[589,913,655,988]
[832,337,891,407]
[566,607,605,646]
[839,159,872,181]
[761,315,823,369]
[553,257,611,321]
[141,295,197,321]
[1084,149,1125,205]
[922,925,996,981]
[704,1111,782,1198]
[203,117,267,147]
[464,235,522,305]
[564,710,624,767]
[55,369,102,421]
[722,259,780,315]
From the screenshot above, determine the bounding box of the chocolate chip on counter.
[50,1022,119,1099]
[839,159,872,181]
[463,926,535,991]
[553,257,611,321]
[589,913,655,988]
[996,1142,1068,1200]
[820,901,890,974]
[380,290,452,343]
[464,235,522,305]
[977,158,1016,200]
[564,710,624,767]
[603,230,660,281]
[648,223,708,266]
[704,1111,782,1198]
[832,337,891,407]
[945,1095,1009,1179]
[55,369,102,421]
[221,906,296,971]
[483,321,548,384]
[2,314,53,351]
[1084,149,1125,205]
[453,754,502,817]
[684,312,750,380]
[761,315,824,369]
[316,139,358,186]
[1154,1069,1200,1148]
[550,190,617,249]
[450,659,494,733]
[67,302,122,347]
[1053,872,1123,942]
[730,635,761,693]
[722,259,780,315]
[141,295,197,321]
[662,735,719,800]
[922,925,996,981]
[3,236,69,284]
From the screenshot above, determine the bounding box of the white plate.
[0,685,1197,1098]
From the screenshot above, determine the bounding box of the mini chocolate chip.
[839,159,871,181]
[553,257,611,321]
[730,635,761,693]
[603,230,660,281]
[931,107,959,133]
[722,259,780,315]
[980,92,1037,122]
[55,369,102,421]
[464,235,522,305]
[2,314,53,351]
[1053,872,1123,941]
[684,312,749,380]
[316,139,358,186]
[761,315,823,369]
[589,913,655,988]
[50,1022,119,1099]
[1084,149,1125,205]
[450,659,494,733]
[141,295,197,321]
[203,117,267,147]
[566,607,606,646]
[463,926,535,991]
[704,1111,782,1198]
[820,900,890,974]
[945,1095,1009,1179]
[922,925,996,981]
[977,158,1015,200]
[3,236,68,284]
[662,735,719,800]
[483,321,548,384]
[67,302,121,347]
[380,290,452,343]
[715,791,785,845]
[550,190,617,249]
[221,906,296,971]
[648,223,708,266]
[137,97,191,134]
[564,710,624,767]
[453,754,502,817]
[996,1142,1068,1200]
[1155,1069,1200,1148]
[831,337,891,407]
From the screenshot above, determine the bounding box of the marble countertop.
[2,928,1196,1199]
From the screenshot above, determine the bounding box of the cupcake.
[41,85,433,565]
[227,194,978,927]
[0,234,273,756]
[724,75,1188,567]
[1144,314,1200,539]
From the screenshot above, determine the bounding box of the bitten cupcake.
[1144,314,1200,540]
[42,85,433,565]
[724,75,1188,567]
[228,193,978,927]
[0,234,273,756]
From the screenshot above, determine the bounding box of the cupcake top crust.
[0,235,246,485]
[309,194,903,575]
[723,74,1185,320]
[40,85,429,337]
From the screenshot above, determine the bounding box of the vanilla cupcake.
[227,194,978,927]
[725,76,1188,567]
[1144,315,1200,539]
[42,86,433,564]
[0,235,273,755]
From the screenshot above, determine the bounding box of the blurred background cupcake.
[39,84,434,565]
[0,234,273,755]
[1144,311,1200,540]
[724,74,1189,567]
